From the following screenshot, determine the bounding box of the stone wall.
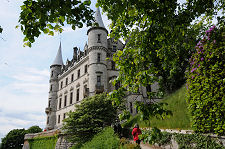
[22,129,73,149]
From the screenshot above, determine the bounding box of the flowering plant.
[186,25,225,135]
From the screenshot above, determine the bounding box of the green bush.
[186,24,225,135]
[63,93,117,145]
[28,135,58,149]
[78,127,119,149]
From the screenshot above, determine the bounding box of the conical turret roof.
[52,42,63,66]
[94,7,105,28]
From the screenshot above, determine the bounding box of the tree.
[0,129,26,149]
[0,125,42,149]
[63,93,117,145]
[26,125,42,134]
[96,0,224,119]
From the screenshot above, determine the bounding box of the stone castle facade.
[45,7,157,130]
[45,7,126,130]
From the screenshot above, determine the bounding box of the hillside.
[123,86,192,130]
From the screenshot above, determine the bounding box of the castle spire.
[52,42,63,66]
[94,7,105,28]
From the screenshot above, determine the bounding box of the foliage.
[28,135,58,149]
[186,23,225,135]
[26,125,42,134]
[139,128,172,146]
[97,0,224,122]
[0,129,26,149]
[78,127,119,149]
[174,133,224,149]
[123,86,191,130]
[139,129,224,149]
[63,93,117,145]
[0,26,2,33]
[18,0,94,47]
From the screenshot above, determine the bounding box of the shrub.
[63,93,117,145]
[186,24,225,135]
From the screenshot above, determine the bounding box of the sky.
[0,0,111,140]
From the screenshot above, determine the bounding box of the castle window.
[84,65,87,73]
[97,76,101,86]
[71,74,74,82]
[58,115,60,123]
[48,100,51,107]
[77,69,80,78]
[59,98,62,109]
[97,53,101,63]
[130,102,133,114]
[97,34,101,43]
[76,89,79,102]
[112,46,117,52]
[47,116,49,124]
[50,85,53,91]
[51,71,54,77]
[64,95,67,107]
[63,113,66,120]
[66,78,68,85]
[112,61,115,70]
[61,81,63,89]
[70,92,73,104]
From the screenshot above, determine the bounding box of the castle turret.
[88,7,108,96]
[45,42,63,130]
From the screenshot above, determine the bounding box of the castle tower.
[87,7,108,96]
[45,42,63,130]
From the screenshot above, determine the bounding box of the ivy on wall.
[186,23,225,135]
[28,135,58,149]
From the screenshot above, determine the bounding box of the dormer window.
[97,34,101,43]
[97,53,101,63]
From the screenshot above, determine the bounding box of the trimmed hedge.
[186,24,225,135]
[28,135,58,149]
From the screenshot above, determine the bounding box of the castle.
[45,7,156,130]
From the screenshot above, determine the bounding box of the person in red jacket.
[132,123,142,145]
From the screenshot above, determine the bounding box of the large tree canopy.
[18,0,224,121]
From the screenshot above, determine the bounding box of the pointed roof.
[52,42,63,66]
[94,7,105,28]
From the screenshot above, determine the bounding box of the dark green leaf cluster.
[139,128,172,146]
[19,0,94,47]
[136,101,172,122]
[62,93,117,145]
[0,129,26,149]
[0,126,42,149]
[186,23,225,135]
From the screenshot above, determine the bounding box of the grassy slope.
[124,86,192,130]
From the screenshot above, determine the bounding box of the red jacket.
[132,127,142,141]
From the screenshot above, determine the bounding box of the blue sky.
[0,0,110,140]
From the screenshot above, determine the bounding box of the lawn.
[123,86,192,130]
